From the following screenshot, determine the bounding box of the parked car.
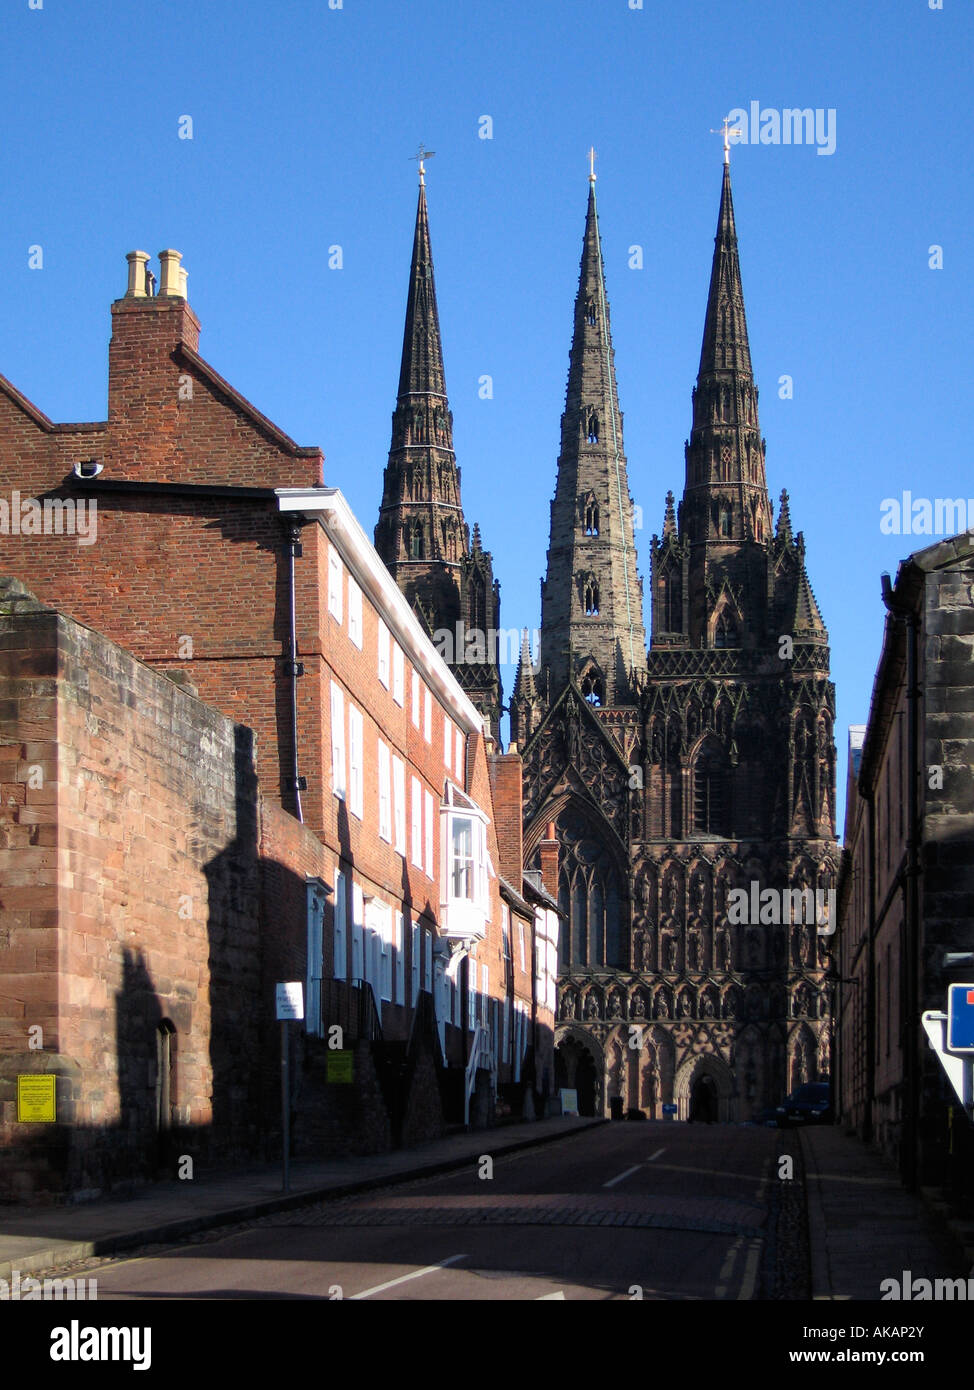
[749,1105,781,1128]
[775,1082,833,1127]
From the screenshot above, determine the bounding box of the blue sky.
[3,0,970,835]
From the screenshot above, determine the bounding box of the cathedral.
[376,148,837,1122]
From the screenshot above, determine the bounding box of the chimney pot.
[125,250,150,298]
[158,249,185,298]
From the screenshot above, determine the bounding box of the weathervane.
[411,143,436,185]
[710,116,740,165]
[588,146,597,185]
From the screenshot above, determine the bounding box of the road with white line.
[81,1121,796,1301]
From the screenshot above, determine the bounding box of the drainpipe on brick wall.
[882,572,921,1191]
[286,521,307,823]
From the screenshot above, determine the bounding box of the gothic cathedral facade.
[511,160,837,1121]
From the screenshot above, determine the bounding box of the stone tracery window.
[580,669,603,705]
[693,740,729,836]
[547,807,625,968]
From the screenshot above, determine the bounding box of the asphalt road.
[78,1121,796,1301]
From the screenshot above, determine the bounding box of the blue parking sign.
[947,983,974,1052]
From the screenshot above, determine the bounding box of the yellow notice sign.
[326,1050,354,1084]
[17,1074,56,1122]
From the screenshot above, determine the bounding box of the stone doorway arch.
[674,1051,736,1123]
[554,1026,605,1117]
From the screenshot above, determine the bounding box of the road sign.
[326,1050,354,1084]
[276,982,304,1021]
[17,1074,56,1122]
[947,984,974,1052]
[662,1102,678,1115]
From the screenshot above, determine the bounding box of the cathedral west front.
[376,145,837,1123]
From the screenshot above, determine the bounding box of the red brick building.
[0,248,556,1199]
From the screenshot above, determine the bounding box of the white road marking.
[714,1236,741,1298]
[536,1291,566,1299]
[647,1148,666,1161]
[350,1253,468,1300]
[602,1164,642,1189]
[737,1237,762,1301]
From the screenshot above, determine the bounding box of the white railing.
[464,1022,495,1126]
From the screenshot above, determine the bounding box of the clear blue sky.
[3,0,970,837]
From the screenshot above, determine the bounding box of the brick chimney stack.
[488,747,524,886]
[107,248,201,479]
[538,820,559,899]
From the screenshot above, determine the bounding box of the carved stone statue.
[561,993,575,1020]
[632,993,646,1019]
[702,993,715,1018]
[609,992,623,1020]
[679,991,693,1017]
[585,993,600,1020]
[665,937,678,971]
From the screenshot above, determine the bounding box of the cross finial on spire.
[411,143,436,185]
[710,117,740,165]
[588,146,597,185]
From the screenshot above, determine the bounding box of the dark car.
[776,1082,832,1127]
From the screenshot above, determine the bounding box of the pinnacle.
[663,490,677,538]
[777,488,793,540]
[513,628,538,701]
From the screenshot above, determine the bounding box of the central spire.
[680,158,772,554]
[538,166,646,706]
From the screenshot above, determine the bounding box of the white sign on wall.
[276,982,304,1021]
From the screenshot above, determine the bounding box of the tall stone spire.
[538,166,646,706]
[654,158,775,648]
[374,169,502,735]
[682,159,773,550]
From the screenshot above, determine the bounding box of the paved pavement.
[801,1124,971,1300]
[1,1115,969,1299]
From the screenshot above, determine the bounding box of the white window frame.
[424,929,433,993]
[392,643,404,707]
[377,739,392,843]
[518,920,526,972]
[394,911,405,1005]
[411,919,420,1006]
[411,776,423,868]
[424,789,434,879]
[348,704,364,820]
[347,574,362,648]
[306,879,327,1037]
[377,617,390,689]
[328,543,343,622]
[330,682,346,801]
[393,756,406,854]
[378,903,392,1004]
[351,883,365,981]
[411,670,420,728]
[455,729,464,783]
[444,716,452,767]
[424,688,432,743]
[333,870,347,980]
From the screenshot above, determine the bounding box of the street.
[83,1122,800,1300]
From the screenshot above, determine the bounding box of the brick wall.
[0,578,266,1200]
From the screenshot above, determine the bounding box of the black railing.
[318,977,383,1044]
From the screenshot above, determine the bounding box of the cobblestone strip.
[761,1129,811,1299]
